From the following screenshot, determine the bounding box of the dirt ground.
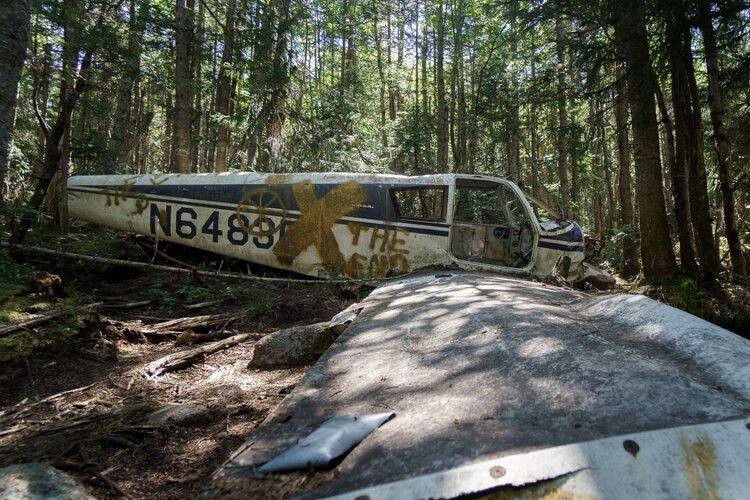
[0,261,357,499]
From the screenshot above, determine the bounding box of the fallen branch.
[0,383,97,424]
[33,404,155,436]
[0,302,102,337]
[175,330,236,343]
[1,241,385,283]
[100,299,152,310]
[144,333,263,377]
[149,312,244,332]
[184,299,225,311]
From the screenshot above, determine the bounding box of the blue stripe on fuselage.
[70,183,451,228]
[67,186,451,237]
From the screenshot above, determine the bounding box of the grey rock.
[248,322,333,369]
[207,384,244,401]
[146,403,211,427]
[0,463,95,500]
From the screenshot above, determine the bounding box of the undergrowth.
[645,272,750,337]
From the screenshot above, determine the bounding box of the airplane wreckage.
[67,172,614,285]
[66,173,750,498]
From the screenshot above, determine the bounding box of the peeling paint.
[682,432,718,500]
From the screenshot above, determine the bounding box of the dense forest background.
[1,0,749,281]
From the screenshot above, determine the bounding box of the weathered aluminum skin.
[216,272,750,499]
[66,173,586,281]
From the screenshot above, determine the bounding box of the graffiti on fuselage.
[96,176,412,279]
[97,174,169,215]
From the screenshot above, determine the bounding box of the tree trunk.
[661,26,698,275]
[373,8,388,156]
[509,13,520,185]
[615,0,675,277]
[11,43,94,243]
[110,0,141,169]
[0,0,32,201]
[684,25,719,276]
[436,0,448,172]
[214,0,236,173]
[451,0,466,173]
[555,17,571,219]
[171,0,191,173]
[258,0,291,172]
[615,62,639,275]
[698,1,746,275]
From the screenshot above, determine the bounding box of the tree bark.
[110,0,141,169]
[0,0,32,201]
[683,25,719,276]
[661,25,698,274]
[258,0,291,172]
[615,0,676,277]
[171,0,191,173]
[11,41,94,243]
[555,17,571,219]
[214,0,236,173]
[698,1,746,275]
[436,0,448,172]
[615,62,639,275]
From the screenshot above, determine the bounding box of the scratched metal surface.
[217,272,750,497]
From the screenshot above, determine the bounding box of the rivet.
[623,439,640,457]
[354,496,370,500]
[489,465,506,479]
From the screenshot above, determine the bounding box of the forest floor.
[0,224,361,499]
[1,223,749,499]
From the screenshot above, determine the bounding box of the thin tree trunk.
[615,63,639,276]
[660,36,698,274]
[171,0,191,173]
[373,8,388,156]
[698,1,746,275]
[615,0,675,277]
[555,17,571,218]
[436,0,448,172]
[258,0,291,172]
[111,0,141,169]
[214,0,236,173]
[0,0,32,201]
[11,40,95,243]
[684,25,719,276]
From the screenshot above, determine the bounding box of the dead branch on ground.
[143,333,263,377]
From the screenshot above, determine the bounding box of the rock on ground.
[146,403,211,427]
[0,463,95,500]
[248,322,333,369]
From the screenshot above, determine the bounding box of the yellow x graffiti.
[273,180,366,267]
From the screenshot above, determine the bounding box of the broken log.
[143,333,263,377]
[100,299,152,310]
[149,312,244,332]
[175,330,236,344]
[0,303,102,337]
[184,299,225,311]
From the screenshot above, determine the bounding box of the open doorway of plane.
[450,178,535,269]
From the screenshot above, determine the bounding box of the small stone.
[146,403,211,427]
[206,384,244,401]
[0,463,95,500]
